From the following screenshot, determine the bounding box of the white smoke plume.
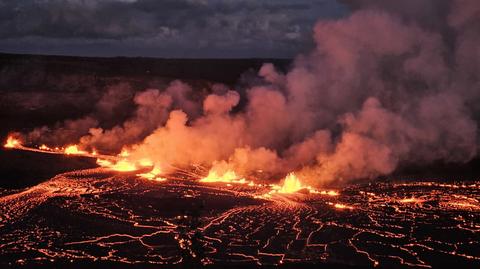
[22,0,480,185]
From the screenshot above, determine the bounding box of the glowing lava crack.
[1,136,480,268]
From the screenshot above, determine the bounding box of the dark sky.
[0,0,348,58]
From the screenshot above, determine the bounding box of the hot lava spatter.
[0,136,396,214]
[2,136,336,195]
[2,136,162,180]
[2,136,480,268]
[4,136,21,148]
[0,168,479,268]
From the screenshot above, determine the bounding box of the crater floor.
[0,168,479,268]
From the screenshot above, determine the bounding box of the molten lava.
[119,149,130,157]
[64,145,88,155]
[278,173,303,193]
[38,144,49,150]
[137,167,166,181]
[95,157,155,174]
[3,135,341,197]
[266,173,339,196]
[4,136,21,148]
[200,169,249,184]
[399,197,425,204]
[97,159,137,172]
[320,190,340,196]
[3,135,165,182]
[333,203,354,210]
[94,152,164,181]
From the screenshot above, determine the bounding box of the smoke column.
[22,0,480,186]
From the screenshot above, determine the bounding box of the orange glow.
[451,202,474,208]
[137,167,166,181]
[97,159,137,171]
[399,197,424,204]
[137,158,153,167]
[327,202,354,210]
[4,137,160,176]
[268,173,333,195]
[64,145,88,155]
[320,190,340,196]
[441,196,480,210]
[4,136,21,148]
[96,158,114,167]
[109,160,137,171]
[277,173,303,193]
[119,149,130,157]
[39,144,51,150]
[200,169,250,184]
[448,202,479,209]
[334,203,354,210]
[96,156,155,173]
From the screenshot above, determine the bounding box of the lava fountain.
[4,136,21,148]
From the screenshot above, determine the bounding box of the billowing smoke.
[26,83,133,146]
[21,0,480,185]
[25,80,200,152]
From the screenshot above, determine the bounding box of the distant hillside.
[0,53,291,88]
[0,53,291,136]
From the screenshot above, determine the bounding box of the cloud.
[0,0,347,57]
[14,0,480,187]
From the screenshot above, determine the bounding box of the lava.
[277,173,303,194]
[399,197,425,204]
[4,136,21,148]
[0,151,479,268]
[137,167,167,181]
[1,0,480,266]
[64,145,88,155]
[96,159,138,172]
[4,138,337,195]
[1,138,354,200]
[332,203,354,210]
[119,149,130,157]
[269,173,328,195]
[200,169,250,184]
[3,137,158,176]
[38,144,51,151]
[319,190,339,196]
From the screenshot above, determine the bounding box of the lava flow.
[200,169,251,185]
[2,135,327,194]
[3,135,172,185]
[4,136,21,148]
[2,135,480,268]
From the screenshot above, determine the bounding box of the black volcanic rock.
[0,53,291,138]
[0,148,97,189]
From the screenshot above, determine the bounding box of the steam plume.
[20,0,480,185]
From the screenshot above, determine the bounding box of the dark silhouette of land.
[1,53,480,189]
[0,52,291,136]
[0,53,479,269]
[0,53,291,189]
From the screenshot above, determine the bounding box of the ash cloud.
[0,0,346,58]
[19,0,480,185]
[25,80,200,152]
